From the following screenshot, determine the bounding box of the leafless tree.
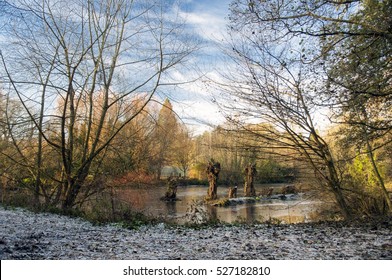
[226,0,392,214]
[0,0,198,209]
[216,1,353,218]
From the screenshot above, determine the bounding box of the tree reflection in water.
[115,185,328,224]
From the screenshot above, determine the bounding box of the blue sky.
[180,0,232,42]
[161,0,233,134]
[0,0,233,135]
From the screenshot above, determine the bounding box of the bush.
[110,172,157,188]
[80,188,161,229]
[343,155,389,216]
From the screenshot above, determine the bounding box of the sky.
[159,0,233,134]
[0,0,233,135]
[167,0,333,135]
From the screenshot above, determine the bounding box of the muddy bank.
[0,206,391,260]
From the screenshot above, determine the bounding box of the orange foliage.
[110,171,157,187]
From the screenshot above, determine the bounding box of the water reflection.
[165,201,177,216]
[246,204,256,223]
[116,185,326,224]
[207,206,218,221]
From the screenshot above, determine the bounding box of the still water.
[117,184,329,224]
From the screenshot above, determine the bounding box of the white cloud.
[159,0,233,134]
[161,69,227,135]
[174,98,225,135]
[179,9,228,43]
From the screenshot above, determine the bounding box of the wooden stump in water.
[244,163,257,197]
[282,185,298,195]
[206,160,220,200]
[162,176,178,201]
[228,186,237,198]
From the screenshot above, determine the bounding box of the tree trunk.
[325,160,352,220]
[62,168,89,210]
[156,164,162,181]
[206,160,220,200]
[62,180,79,210]
[163,176,178,201]
[364,129,392,213]
[228,186,237,198]
[244,163,257,197]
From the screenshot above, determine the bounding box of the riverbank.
[1,206,391,259]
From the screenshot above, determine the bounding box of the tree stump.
[162,176,178,201]
[282,185,298,195]
[228,186,237,198]
[206,160,220,200]
[244,163,257,197]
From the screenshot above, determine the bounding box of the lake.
[115,184,332,224]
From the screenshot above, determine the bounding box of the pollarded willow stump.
[162,176,178,201]
[206,160,221,200]
[228,186,237,198]
[244,163,257,197]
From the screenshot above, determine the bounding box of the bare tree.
[226,0,392,214]
[216,1,353,218]
[173,125,194,178]
[0,0,197,209]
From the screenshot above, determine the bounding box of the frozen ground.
[1,206,391,259]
